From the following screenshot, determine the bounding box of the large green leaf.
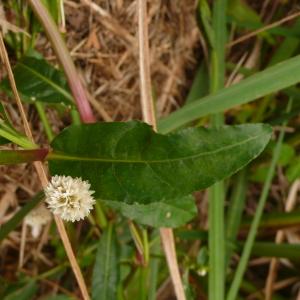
[92,224,119,300]
[158,54,300,133]
[48,121,271,226]
[0,56,73,106]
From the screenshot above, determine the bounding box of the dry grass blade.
[0,32,90,300]
[227,11,300,48]
[137,1,185,299]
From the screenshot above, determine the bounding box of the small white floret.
[24,204,51,238]
[45,175,95,222]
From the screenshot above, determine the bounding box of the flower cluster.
[24,204,51,238]
[45,175,95,222]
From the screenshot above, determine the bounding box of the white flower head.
[45,175,95,222]
[24,204,51,238]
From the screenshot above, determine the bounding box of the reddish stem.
[0,148,48,165]
[28,0,96,123]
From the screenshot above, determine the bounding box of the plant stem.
[35,102,54,141]
[148,232,160,300]
[28,0,95,123]
[0,149,48,165]
[226,100,292,300]
[225,170,247,268]
[209,1,227,299]
[95,202,108,229]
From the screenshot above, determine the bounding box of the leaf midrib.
[50,131,269,164]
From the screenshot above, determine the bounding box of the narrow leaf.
[92,224,119,300]
[240,242,300,260]
[4,281,37,300]
[158,55,300,133]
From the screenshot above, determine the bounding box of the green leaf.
[241,210,300,230]
[106,195,197,228]
[0,102,12,124]
[0,102,12,145]
[4,281,37,300]
[158,55,300,133]
[49,121,271,227]
[286,157,300,182]
[43,295,73,300]
[198,0,215,48]
[228,0,261,25]
[243,242,300,260]
[92,224,119,300]
[185,63,209,105]
[0,56,74,106]
[0,192,44,243]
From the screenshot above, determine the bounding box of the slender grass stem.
[35,102,54,141]
[208,1,227,299]
[225,170,247,268]
[209,183,225,300]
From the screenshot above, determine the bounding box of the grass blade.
[158,55,300,133]
[92,223,119,300]
[226,101,292,300]
[225,170,247,268]
[208,0,227,299]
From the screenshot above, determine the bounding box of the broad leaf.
[48,121,271,227]
[0,56,73,106]
[92,225,119,300]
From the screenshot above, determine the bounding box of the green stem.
[95,202,108,229]
[35,102,54,141]
[148,232,160,300]
[208,1,227,299]
[226,100,292,300]
[209,182,225,299]
[139,266,148,300]
[71,108,81,125]
[129,221,144,256]
[142,229,149,265]
[225,170,247,268]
